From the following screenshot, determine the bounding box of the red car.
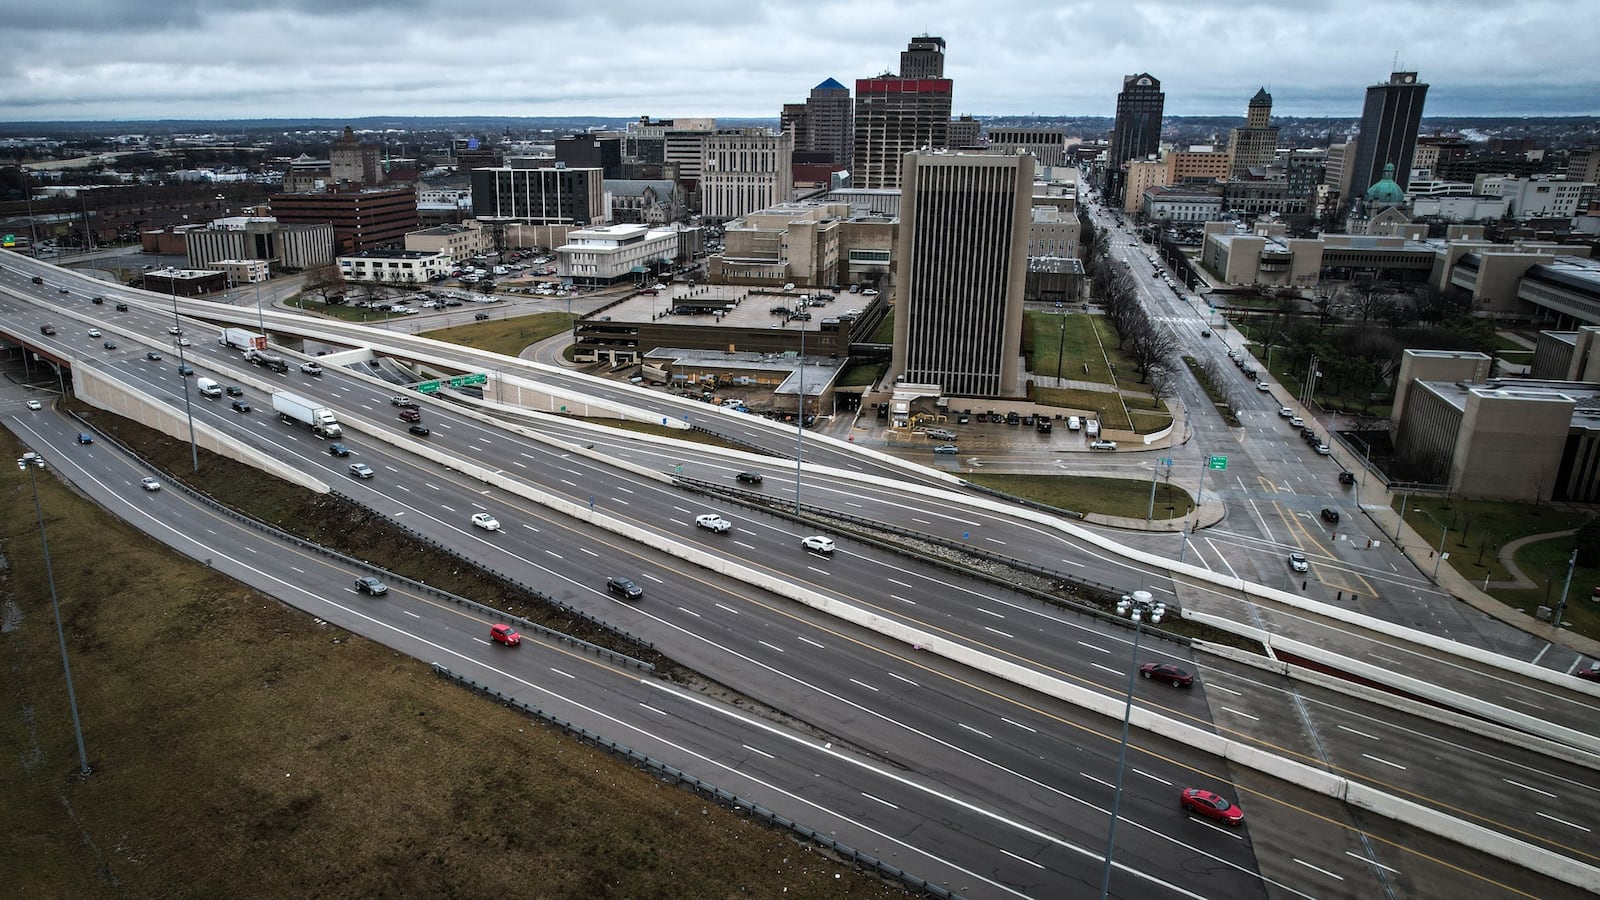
[1576,665,1600,682]
[1180,788,1243,826]
[1139,662,1195,687]
[490,624,521,646]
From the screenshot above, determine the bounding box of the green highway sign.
[449,372,488,387]
[1207,456,1228,470]
[416,380,442,394]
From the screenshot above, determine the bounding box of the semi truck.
[272,391,342,438]
[219,328,267,352]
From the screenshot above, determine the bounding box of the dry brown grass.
[0,421,906,899]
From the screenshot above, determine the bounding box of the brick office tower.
[269,186,417,254]
[1227,88,1280,180]
[853,36,954,190]
[892,151,1034,398]
[1349,71,1429,201]
[1107,73,1165,203]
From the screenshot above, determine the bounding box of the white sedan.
[695,513,732,533]
[140,476,161,492]
[26,399,42,411]
[471,512,501,531]
[801,535,836,554]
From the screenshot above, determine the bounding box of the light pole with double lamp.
[17,452,91,777]
[169,278,200,473]
[1100,590,1166,898]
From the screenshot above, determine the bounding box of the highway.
[5,251,1599,898]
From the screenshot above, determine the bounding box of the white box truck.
[272,391,342,438]
[219,328,266,351]
[1085,418,1101,439]
[195,377,223,399]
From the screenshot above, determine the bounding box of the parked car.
[1575,665,1600,682]
[348,463,374,479]
[471,512,501,531]
[801,535,836,554]
[1256,382,1271,392]
[140,476,161,492]
[1180,788,1244,826]
[1289,552,1310,573]
[1278,407,1294,418]
[490,623,521,646]
[1139,662,1195,687]
[695,513,732,533]
[1089,440,1119,451]
[328,443,351,457]
[926,428,957,440]
[353,576,388,596]
[1320,507,1341,524]
[1315,443,1332,455]
[735,471,764,485]
[1289,416,1304,427]
[606,576,644,600]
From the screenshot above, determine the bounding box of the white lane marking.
[1001,718,1037,733]
[983,626,1014,639]
[550,668,575,680]
[637,703,667,716]
[1344,851,1400,874]
[403,610,420,619]
[714,603,739,615]
[1221,707,1259,721]
[887,578,914,589]
[676,606,701,618]
[849,678,879,692]
[742,744,774,759]
[889,594,915,605]
[861,792,900,810]
[999,848,1045,870]
[977,607,1006,619]
[1337,725,1380,741]
[1362,753,1407,771]
[1294,858,1345,881]
[757,640,785,653]
[958,723,993,739]
[1077,641,1110,654]
[1536,812,1591,832]
[886,671,919,687]
[579,547,598,557]
[1091,663,1122,676]
[1207,684,1241,696]
[1134,769,1173,786]
[1504,779,1557,798]
[796,636,825,650]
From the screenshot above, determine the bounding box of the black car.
[177,364,194,376]
[328,443,351,457]
[146,350,162,361]
[1320,508,1341,524]
[474,312,490,321]
[1338,471,1357,485]
[736,471,764,485]
[91,296,105,305]
[606,576,643,600]
[102,340,116,349]
[225,385,244,397]
[114,303,129,311]
[230,399,251,413]
[407,423,431,437]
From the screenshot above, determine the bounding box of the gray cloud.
[2,0,1596,121]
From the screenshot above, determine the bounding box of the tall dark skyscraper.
[1106,73,1165,201]
[1349,71,1429,201]
[899,35,946,78]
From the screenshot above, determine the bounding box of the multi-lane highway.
[4,251,1599,898]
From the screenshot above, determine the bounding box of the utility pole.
[1553,547,1577,628]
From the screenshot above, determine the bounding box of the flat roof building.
[269,186,418,254]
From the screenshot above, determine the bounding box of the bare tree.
[303,264,344,302]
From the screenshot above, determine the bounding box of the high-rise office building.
[469,163,605,226]
[1227,88,1279,180]
[892,151,1033,398]
[329,126,382,186]
[701,128,794,221]
[1107,73,1165,201]
[854,78,952,190]
[1349,71,1429,201]
[556,135,623,179]
[899,35,946,78]
[781,78,853,169]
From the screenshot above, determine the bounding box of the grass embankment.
[419,312,577,357]
[1398,496,1599,640]
[0,422,901,899]
[966,472,1195,520]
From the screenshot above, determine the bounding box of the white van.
[1085,419,1101,438]
[1066,416,1082,431]
[195,377,222,399]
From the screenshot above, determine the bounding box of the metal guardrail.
[430,663,960,900]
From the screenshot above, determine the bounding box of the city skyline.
[3,1,1598,122]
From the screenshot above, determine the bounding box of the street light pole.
[1553,547,1577,628]
[1055,312,1067,383]
[171,281,200,473]
[18,453,91,777]
[794,319,806,515]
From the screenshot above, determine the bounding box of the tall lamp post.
[1100,591,1166,898]
[170,278,200,473]
[18,452,91,777]
[793,317,807,514]
[1413,507,1451,580]
[1054,312,1067,383]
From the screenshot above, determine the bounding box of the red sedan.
[1139,662,1195,687]
[490,623,521,647]
[1576,665,1600,682]
[1180,788,1244,826]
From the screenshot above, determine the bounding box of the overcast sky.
[4,0,1597,123]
